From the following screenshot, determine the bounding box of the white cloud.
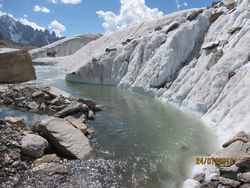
[24,14,27,18]
[33,5,50,13]
[0,4,3,9]
[49,0,82,4]
[183,1,188,6]
[48,20,66,37]
[97,0,163,33]
[19,18,45,31]
[175,0,181,8]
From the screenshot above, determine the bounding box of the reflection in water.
[2,65,217,187]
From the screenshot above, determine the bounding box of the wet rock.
[165,23,179,35]
[86,128,96,135]
[235,153,250,168]
[228,27,242,35]
[4,116,25,127]
[237,172,250,183]
[206,49,223,70]
[66,117,87,134]
[187,9,203,21]
[78,98,96,109]
[36,117,93,160]
[88,110,95,120]
[223,131,248,148]
[31,162,71,177]
[95,104,104,111]
[21,134,49,158]
[209,11,224,22]
[55,101,83,117]
[193,173,205,182]
[32,154,61,167]
[0,50,36,83]
[81,104,90,112]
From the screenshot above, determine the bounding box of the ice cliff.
[29,33,102,59]
[31,0,250,144]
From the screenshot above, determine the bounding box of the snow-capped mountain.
[0,14,61,47]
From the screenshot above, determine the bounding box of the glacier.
[30,0,250,146]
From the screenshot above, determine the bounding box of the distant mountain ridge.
[0,14,62,47]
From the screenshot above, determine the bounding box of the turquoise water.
[2,65,218,187]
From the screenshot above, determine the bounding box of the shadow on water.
[3,65,218,187]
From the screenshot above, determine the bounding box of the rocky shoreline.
[0,84,103,187]
[184,131,250,187]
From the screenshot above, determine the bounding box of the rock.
[45,87,71,98]
[3,97,13,105]
[95,104,104,111]
[88,110,95,120]
[202,42,219,50]
[228,27,242,35]
[65,117,87,134]
[228,71,236,80]
[5,127,13,134]
[78,98,96,109]
[55,101,83,117]
[51,97,63,106]
[219,40,228,46]
[213,141,249,166]
[237,172,250,183]
[193,173,205,182]
[78,114,87,123]
[14,97,26,103]
[36,117,93,160]
[187,9,203,21]
[154,26,162,31]
[0,50,36,83]
[239,183,250,188]
[32,91,44,98]
[26,101,39,111]
[31,162,71,177]
[219,164,239,174]
[223,131,248,148]
[32,154,61,167]
[165,23,179,35]
[209,11,224,22]
[224,0,235,10]
[235,153,250,168]
[214,176,241,187]
[87,128,96,135]
[183,178,200,188]
[105,48,117,53]
[206,49,222,70]
[201,180,219,188]
[21,134,49,158]
[81,104,90,112]
[4,116,25,127]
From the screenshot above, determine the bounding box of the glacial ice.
[30,0,250,145]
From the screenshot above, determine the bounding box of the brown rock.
[55,101,83,117]
[215,176,241,187]
[87,128,96,135]
[235,153,250,168]
[219,164,239,174]
[228,71,236,80]
[206,49,222,70]
[237,172,250,183]
[165,23,179,34]
[187,9,203,21]
[223,131,248,148]
[201,180,219,188]
[0,50,36,83]
[32,154,61,167]
[193,173,205,182]
[210,11,224,22]
[4,116,25,127]
[66,117,87,134]
[154,26,162,31]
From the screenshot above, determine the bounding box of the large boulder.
[0,50,36,83]
[36,117,92,160]
[21,134,49,158]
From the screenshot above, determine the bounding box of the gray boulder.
[21,134,49,158]
[36,117,92,160]
[222,131,248,148]
[55,101,82,117]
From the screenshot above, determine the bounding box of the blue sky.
[0,0,216,37]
